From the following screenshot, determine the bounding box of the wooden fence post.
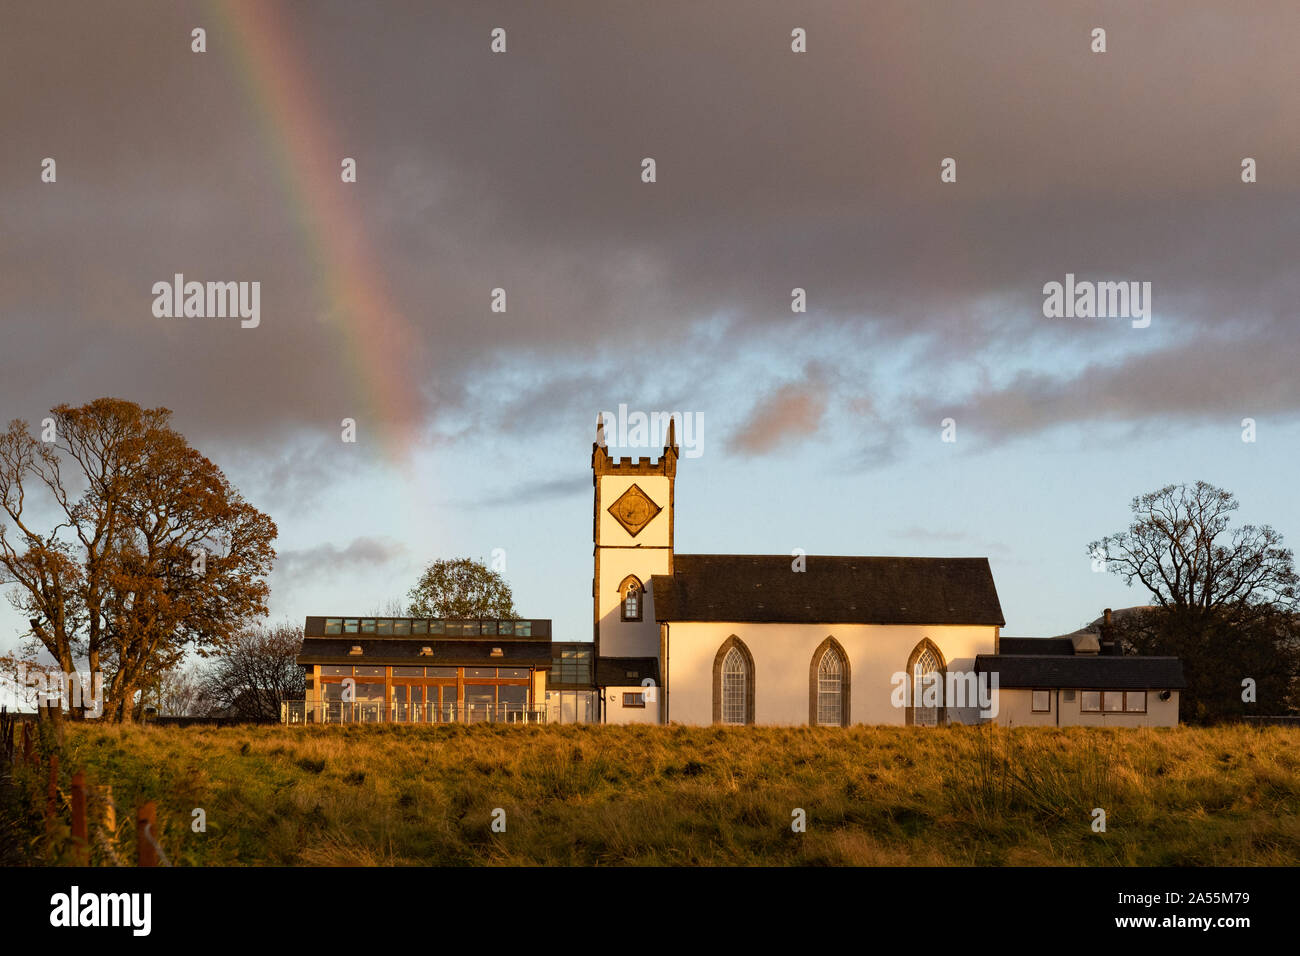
[22,721,34,766]
[45,752,59,834]
[136,801,158,867]
[71,771,88,864]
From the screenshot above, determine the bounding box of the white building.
[591,421,1182,727]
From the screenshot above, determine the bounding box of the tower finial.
[665,414,677,451]
[595,414,607,449]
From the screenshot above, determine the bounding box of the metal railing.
[280,700,548,725]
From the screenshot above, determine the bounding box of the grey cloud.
[914,323,1300,445]
[275,537,410,581]
[449,475,589,510]
[2,1,1298,460]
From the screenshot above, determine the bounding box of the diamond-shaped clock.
[607,483,662,537]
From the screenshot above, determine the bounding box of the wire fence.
[2,710,170,867]
[281,699,550,725]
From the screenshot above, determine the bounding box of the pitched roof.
[974,654,1186,689]
[650,554,1005,626]
[999,637,1077,655]
[594,657,660,687]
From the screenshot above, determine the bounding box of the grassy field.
[8,722,1300,865]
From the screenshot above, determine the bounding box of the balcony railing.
[280,700,548,725]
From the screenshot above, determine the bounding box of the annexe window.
[1080,690,1146,713]
[552,645,593,685]
[1032,689,1051,713]
[623,692,645,708]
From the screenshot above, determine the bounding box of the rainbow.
[212,0,422,468]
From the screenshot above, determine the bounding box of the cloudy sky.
[2,1,1298,662]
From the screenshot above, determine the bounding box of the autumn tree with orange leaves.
[0,398,277,721]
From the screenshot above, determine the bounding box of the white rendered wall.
[664,622,998,726]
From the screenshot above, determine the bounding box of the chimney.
[1100,607,1117,655]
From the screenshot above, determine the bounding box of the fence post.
[45,753,59,834]
[136,802,158,867]
[22,721,34,766]
[71,771,88,864]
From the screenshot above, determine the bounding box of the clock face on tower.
[607,483,662,538]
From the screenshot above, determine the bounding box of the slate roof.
[595,657,661,687]
[650,554,1005,626]
[297,638,551,667]
[999,637,1077,655]
[975,654,1186,689]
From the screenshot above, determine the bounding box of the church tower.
[592,416,677,665]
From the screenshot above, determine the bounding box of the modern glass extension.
[282,663,546,724]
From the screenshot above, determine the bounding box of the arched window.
[618,576,643,622]
[809,636,851,726]
[722,649,747,723]
[712,636,755,725]
[906,639,946,727]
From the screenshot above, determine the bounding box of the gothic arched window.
[809,637,850,726]
[906,639,946,727]
[618,576,643,622]
[712,636,755,725]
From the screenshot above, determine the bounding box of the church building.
[591,419,1182,728]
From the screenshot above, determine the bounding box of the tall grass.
[12,722,1299,866]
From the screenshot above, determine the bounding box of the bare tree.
[197,622,305,721]
[1090,481,1297,619]
[1091,481,1300,721]
[0,654,58,712]
[369,596,407,617]
[150,664,206,717]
